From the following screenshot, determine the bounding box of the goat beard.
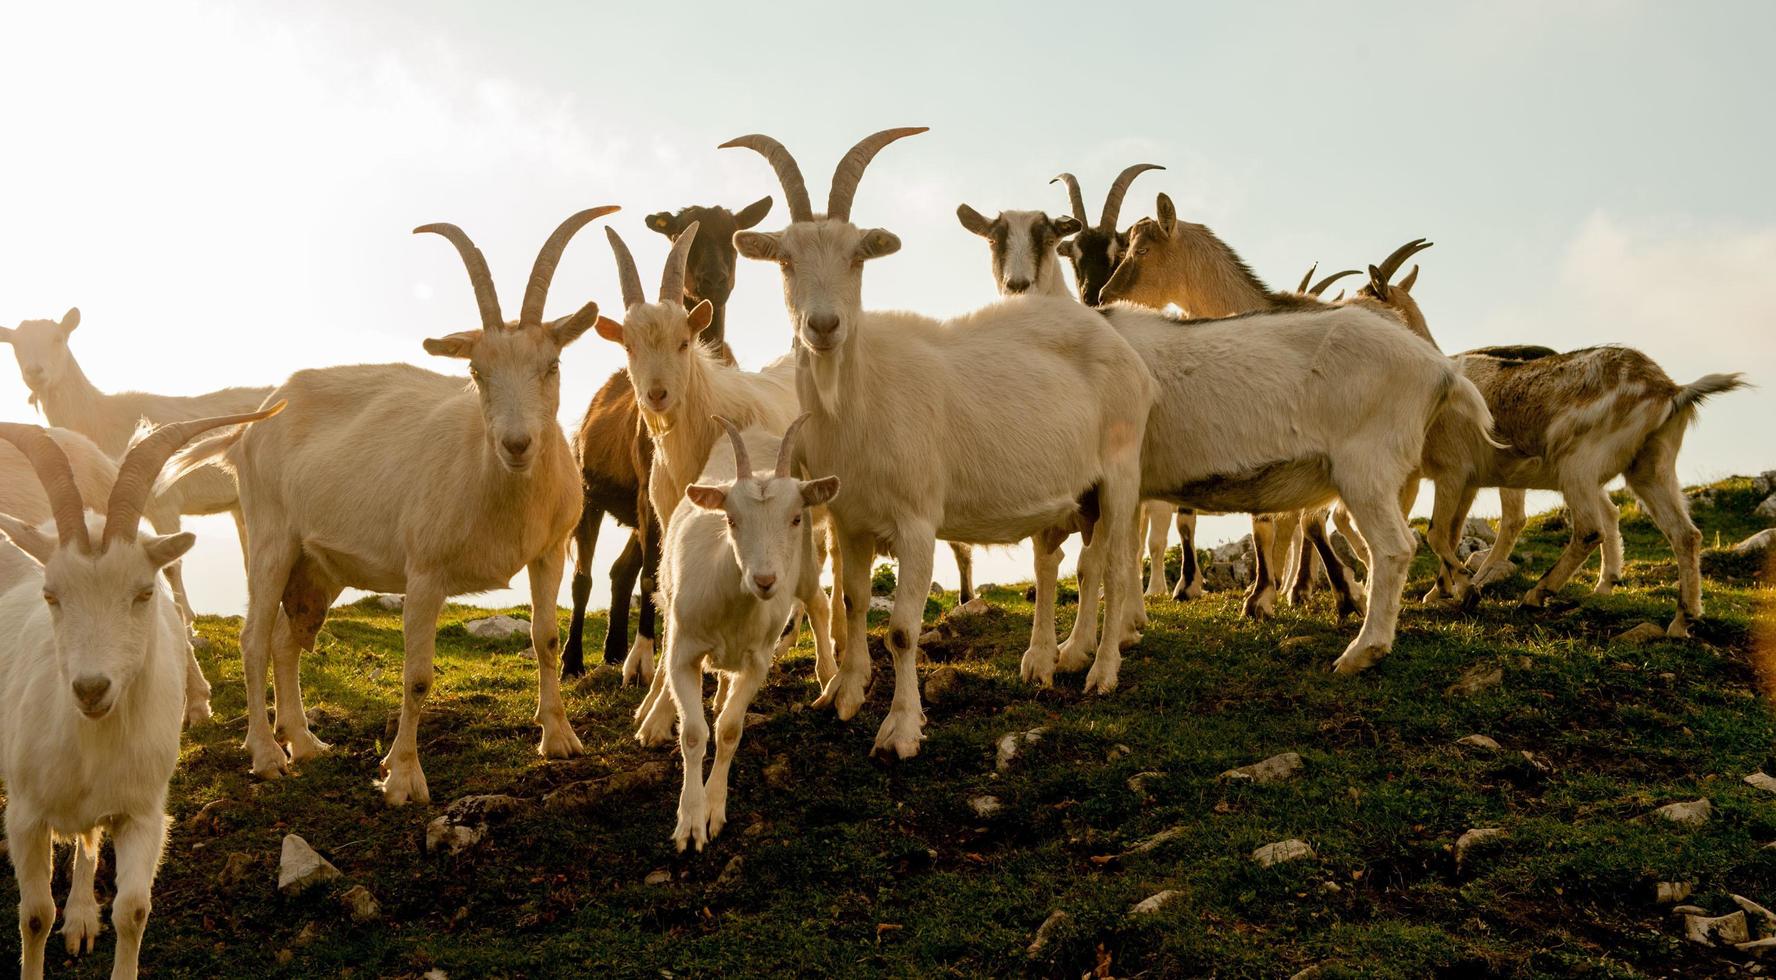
[639,404,676,438]
[796,342,844,417]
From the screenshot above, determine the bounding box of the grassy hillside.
[5,478,1775,978]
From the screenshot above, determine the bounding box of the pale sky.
[3,1,1772,614]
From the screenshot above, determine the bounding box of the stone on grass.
[374,594,403,611]
[1454,828,1507,868]
[644,869,671,886]
[1253,839,1315,867]
[1445,664,1503,698]
[1129,890,1181,917]
[995,726,1048,772]
[1127,771,1165,803]
[869,595,893,613]
[923,666,962,704]
[1655,881,1696,904]
[1738,936,1776,958]
[763,756,792,791]
[425,818,485,856]
[1027,910,1070,958]
[1746,772,1776,795]
[968,795,1003,819]
[1220,751,1303,785]
[1614,622,1668,646]
[1756,494,1776,520]
[184,798,232,834]
[1456,734,1502,752]
[1754,471,1776,497]
[1685,910,1750,946]
[1118,825,1188,858]
[715,855,745,890]
[1651,798,1714,828]
[1732,894,1776,936]
[339,884,380,923]
[278,834,341,896]
[1463,517,1496,543]
[544,761,670,811]
[918,629,942,646]
[1733,528,1776,556]
[950,596,990,617]
[464,614,530,640]
[219,852,255,890]
[425,793,531,855]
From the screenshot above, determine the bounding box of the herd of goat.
[0,127,1748,976]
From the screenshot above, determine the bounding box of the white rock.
[1122,825,1188,856]
[1733,894,1776,936]
[1129,889,1181,916]
[424,816,485,855]
[1210,536,1252,562]
[950,596,990,617]
[1220,751,1303,784]
[644,869,671,886]
[374,594,403,611]
[1738,936,1776,958]
[423,971,449,980]
[1746,772,1776,795]
[1655,881,1696,904]
[995,726,1047,772]
[340,884,380,923]
[1456,734,1503,752]
[868,595,893,613]
[1685,910,1750,946]
[1454,827,1506,867]
[1735,528,1776,555]
[1252,838,1315,867]
[464,614,530,639]
[924,666,962,704]
[968,795,1003,819]
[1651,798,1714,828]
[1463,517,1497,543]
[1754,471,1776,497]
[1027,910,1069,958]
[1756,494,1776,520]
[277,834,341,896]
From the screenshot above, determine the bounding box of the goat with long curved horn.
[1051,173,1088,225]
[1309,269,1361,297]
[713,415,752,478]
[658,221,701,304]
[719,135,814,222]
[103,402,288,549]
[413,223,504,332]
[1373,238,1433,287]
[774,413,810,478]
[826,127,928,222]
[0,423,93,552]
[606,227,647,310]
[1099,163,1164,231]
[519,205,621,328]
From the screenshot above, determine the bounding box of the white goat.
[653,416,837,851]
[1,310,272,625]
[177,208,617,804]
[726,129,1155,759]
[0,427,214,725]
[0,408,276,979]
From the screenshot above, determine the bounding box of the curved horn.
[720,134,814,222]
[774,413,810,478]
[103,402,286,549]
[1297,262,1318,295]
[658,221,700,304]
[1373,238,1433,287]
[826,127,928,222]
[1050,173,1088,225]
[0,424,92,553]
[1099,163,1164,231]
[604,227,646,310]
[519,205,620,328]
[413,223,504,331]
[1309,269,1361,296]
[713,415,752,478]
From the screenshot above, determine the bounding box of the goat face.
[595,300,714,421]
[0,308,82,397]
[645,198,773,320]
[1098,217,1174,308]
[424,315,595,473]
[1061,227,1126,307]
[956,207,1079,296]
[735,220,898,355]
[0,512,191,720]
[687,473,839,601]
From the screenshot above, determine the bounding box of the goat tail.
[1672,372,1749,416]
[150,427,241,499]
[1434,365,1508,452]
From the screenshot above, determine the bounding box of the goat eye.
[678,340,689,353]
[791,514,801,527]
[134,588,154,604]
[42,592,58,607]
[1135,247,1148,256]
[546,359,560,375]
[726,516,737,529]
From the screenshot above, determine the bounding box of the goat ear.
[1155,194,1177,235]
[686,484,727,510]
[0,513,55,566]
[856,229,901,261]
[422,330,480,359]
[142,531,196,569]
[798,475,840,508]
[0,326,13,344]
[734,230,782,262]
[1057,239,1079,259]
[955,204,993,238]
[1398,265,1419,294]
[644,212,676,237]
[735,196,773,230]
[593,315,625,344]
[549,302,601,349]
[1053,216,1082,238]
[686,300,714,336]
[60,307,81,335]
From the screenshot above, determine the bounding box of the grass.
[5,477,1775,978]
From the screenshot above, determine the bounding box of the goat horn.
[103,402,286,549]
[713,415,752,478]
[1050,173,1088,225]
[413,223,504,332]
[0,424,92,553]
[826,127,927,222]
[1373,238,1433,287]
[1309,269,1361,296]
[774,413,810,478]
[604,227,646,311]
[1099,163,1164,231]
[1297,262,1318,295]
[658,220,700,304]
[720,134,814,223]
[519,205,620,328]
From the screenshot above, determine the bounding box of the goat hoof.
[813,673,867,721]
[1518,588,1546,609]
[61,903,101,956]
[1083,659,1120,695]
[870,710,924,761]
[621,636,656,687]
[183,699,214,729]
[538,720,585,759]
[284,728,331,763]
[1666,614,1693,639]
[377,757,430,806]
[1331,643,1388,674]
[248,738,290,779]
[1020,646,1058,687]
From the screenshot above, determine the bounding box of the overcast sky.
[3,0,1771,613]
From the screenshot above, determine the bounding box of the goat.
[1050,164,1165,307]
[0,427,214,726]
[655,416,837,851]
[181,208,617,805]
[563,197,775,682]
[725,128,1154,755]
[0,407,277,979]
[1,311,272,627]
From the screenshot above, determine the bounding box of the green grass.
[6,478,1775,978]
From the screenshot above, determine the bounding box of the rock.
[424,793,532,854]
[763,756,792,791]
[1672,904,1708,916]
[423,971,449,980]
[544,761,670,811]
[1732,894,1776,936]
[294,921,321,946]
[218,852,255,890]
[1738,936,1776,958]
[1455,536,1489,562]
[968,795,1003,819]
[1454,827,1507,867]
[1129,889,1181,917]
[1735,529,1776,555]
[278,834,341,896]
[995,726,1048,772]
[930,580,946,597]
[918,629,942,645]
[1463,517,1496,543]
[191,633,213,651]
[1290,968,1324,980]
[1685,910,1750,946]
[1219,751,1303,784]
[1746,772,1776,795]
[184,798,232,835]
[1651,798,1714,828]
[1445,664,1503,698]
[950,596,990,617]
[1107,743,1132,761]
[1754,471,1776,497]
[869,595,893,613]
[1027,910,1070,958]
[1456,734,1503,752]
[715,855,745,890]
[339,885,380,923]
[1127,771,1165,803]
[1757,494,1776,520]
[1203,560,1253,591]
[923,666,962,704]
[1122,825,1188,857]
[464,614,530,639]
[276,950,294,966]
[374,594,403,611]
[1614,622,1668,646]
[1655,881,1696,904]
[425,817,485,856]
[644,869,671,886]
[1210,536,1252,562]
[1253,839,1316,867]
